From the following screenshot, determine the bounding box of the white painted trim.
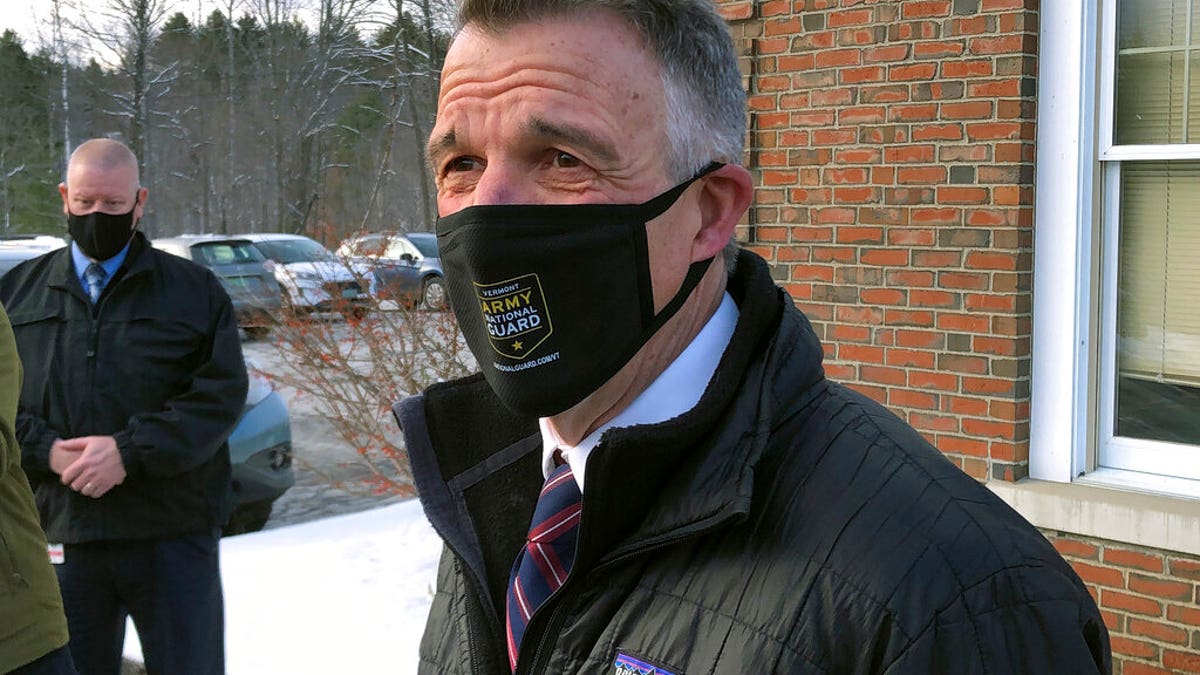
[1097,161,1121,465]
[1104,434,1200,482]
[1031,0,1099,482]
[989,478,1200,556]
[1097,0,1115,153]
[1077,467,1200,501]
[1101,144,1200,160]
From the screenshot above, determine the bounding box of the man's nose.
[470,164,523,206]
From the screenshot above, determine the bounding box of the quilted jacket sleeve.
[881,567,1111,675]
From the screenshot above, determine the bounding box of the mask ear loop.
[635,162,726,332]
[634,162,726,222]
[642,258,712,334]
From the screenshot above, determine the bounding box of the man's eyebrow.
[426,129,457,169]
[424,121,619,167]
[527,118,618,163]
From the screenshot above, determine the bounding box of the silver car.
[242,233,373,318]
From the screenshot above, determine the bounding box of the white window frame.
[1030,0,1200,499]
[1094,0,1200,484]
[1007,0,1199,555]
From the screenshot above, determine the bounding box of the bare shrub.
[261,278,473,496]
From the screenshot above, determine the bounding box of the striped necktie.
[505,460,582,671]
[84,263,107,304]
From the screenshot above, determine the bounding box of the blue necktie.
[84,263,106,304]
[505,461,582,671]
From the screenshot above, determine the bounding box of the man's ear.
[691,164,753,263]
[58,183,69,216]
[134,186,149,224]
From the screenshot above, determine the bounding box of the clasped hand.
[50,436,127,499]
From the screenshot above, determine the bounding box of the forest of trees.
[0,0,449,243]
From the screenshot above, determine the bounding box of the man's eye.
[446,157,479,174]
[553,152,581,168]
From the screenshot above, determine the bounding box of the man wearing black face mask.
[0,138,247,675]
[395,1,1110,674]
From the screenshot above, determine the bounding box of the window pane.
[1119,0,1190,49]
[1116,51,1187,144]
[1115,161,1200,445]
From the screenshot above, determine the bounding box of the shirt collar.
[72,239,132,286]
[539,292,739,492]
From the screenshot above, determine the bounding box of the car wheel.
[245,326,271,340]
[422,277,447,310]
[223,499,274,536]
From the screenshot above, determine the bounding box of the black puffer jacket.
[395,251,1110,675]
[0,233,247,543]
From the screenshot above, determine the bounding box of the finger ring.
[84,482,94,493]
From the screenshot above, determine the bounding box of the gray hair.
[67,138,141,187]
[455,0,746,182]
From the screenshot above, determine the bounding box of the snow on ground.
[123,499,441,674]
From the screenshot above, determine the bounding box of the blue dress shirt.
[71,241,132,298]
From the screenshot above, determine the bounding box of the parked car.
[153,235,283,340]
[0,235,66,274]
[0,239,293,535]
[225,360,294,535]
[335,231,446,310]
[241,233,372,318]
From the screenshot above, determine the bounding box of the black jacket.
[396,251,1110,674]
[0,233,248,543]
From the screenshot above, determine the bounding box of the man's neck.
[545,263,727,446]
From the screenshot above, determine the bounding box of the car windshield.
[191,241,266,266]
[253,238,337,264]
[406,233,439,258]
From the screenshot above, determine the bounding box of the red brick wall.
[713,0,1199,671]
[1050,532,1200,674]
[719,0,1036,483]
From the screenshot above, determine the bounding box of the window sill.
[988,476,1200,556]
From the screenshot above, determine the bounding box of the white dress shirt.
[538,292,739,491]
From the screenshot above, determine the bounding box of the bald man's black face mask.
[68,197,139,261]
[435,164,721,418]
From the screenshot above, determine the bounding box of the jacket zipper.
[441,541,504,673]
[458,558,484,674]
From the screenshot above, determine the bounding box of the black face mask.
[436,164,722,418]
[68,198,139,261]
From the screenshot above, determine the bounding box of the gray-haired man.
[395,1,1111,673]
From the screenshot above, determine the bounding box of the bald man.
[0,138,248,675]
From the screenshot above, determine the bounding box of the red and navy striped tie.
[505,460,582,670]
